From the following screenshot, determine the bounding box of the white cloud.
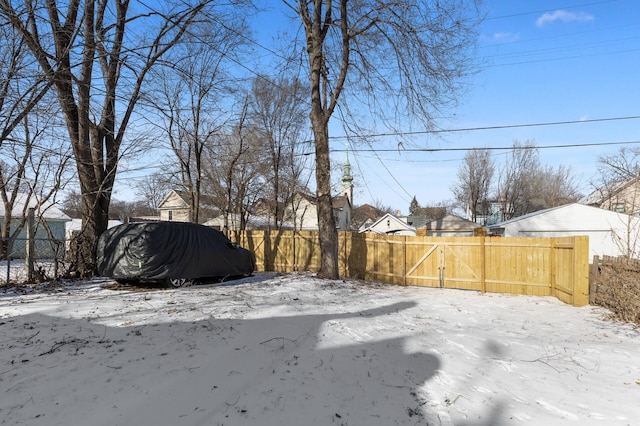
[492,32,520,43]
[536,10,594,27]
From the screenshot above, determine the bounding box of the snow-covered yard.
[1,272,639,425]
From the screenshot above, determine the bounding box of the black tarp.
[96,222,255,281]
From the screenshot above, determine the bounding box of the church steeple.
[342,154,354,204]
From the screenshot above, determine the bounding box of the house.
[352,204,384,231]
[488,203,640,259]
[0,193,71,259]
[579,177,640,214]
[360,213,416,236]
[160,157,356,231]
[282,192,352,231]
[282,159,354,231]
[157,190,191,222]
[332,194,351,231]
[415,214,484,237]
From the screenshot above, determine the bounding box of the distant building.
[0,193,70,259]
[360,213,416,236]
[352,204,384,231]
[580,177,640,215]
[488,203,640,259]
[415,214,484,237]
[157,190,191,222]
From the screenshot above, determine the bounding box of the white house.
[488,203,640,259]
[361,213,416,236]
[157,190,191,222]
[282,192,352,231]
[281,158,354,231]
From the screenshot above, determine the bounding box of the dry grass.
[592,258,640,324]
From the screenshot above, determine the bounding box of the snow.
[1,272,639,425]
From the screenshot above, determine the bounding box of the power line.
[323,115,640,141]
[327,139,640,154]
[486,47,640,68]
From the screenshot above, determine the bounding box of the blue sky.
[334,0,640,213]
[113,1,639,215]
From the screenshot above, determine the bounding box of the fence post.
[341,232,348,278]
[589,255,600,304]
[550,238,556,298]
[5,238,12,285]
[26,208,35,282]
[480,235,486,293]
[402,236,407,286]
[573,236,590,306]
[264,230,271,272]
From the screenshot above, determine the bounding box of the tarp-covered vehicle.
[97,221,255,287]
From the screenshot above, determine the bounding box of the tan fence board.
[231,231,589,306]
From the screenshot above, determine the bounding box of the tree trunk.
[310,116,338,279]
[68,178,110,278]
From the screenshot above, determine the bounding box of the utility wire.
[324,139,640,154]
[324,115,640,141]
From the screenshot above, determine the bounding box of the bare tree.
[452,149,494,223]
[109,199,154,222]
[496,140,581,220]
[203,102,266,232]
[248,75,310,229]
[61,189,82,218]
[496,140,539,220]
[0,22,66,258]
[0,23,52,148]
[133,172,173,212]
[284,0,482,278]
[145,21,246,224]
[0,0,220,277]
[529,164,581,209]
[594,147,640,213]
[0,94,71,259]
[593,147,640,258]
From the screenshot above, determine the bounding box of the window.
[614,203,625,213]
[168,210,173,221]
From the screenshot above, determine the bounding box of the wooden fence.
[233,231,590,306]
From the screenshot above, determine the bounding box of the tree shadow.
[0,299,507,425]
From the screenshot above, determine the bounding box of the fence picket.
[233,231,590,306]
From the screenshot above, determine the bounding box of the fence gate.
[405,238,484,291]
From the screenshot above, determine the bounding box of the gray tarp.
[97,222,255,281]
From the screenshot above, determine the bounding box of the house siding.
[490,203,640,259]
[158,191,191,222]
[283,193,351,231]
[1,219,67,259]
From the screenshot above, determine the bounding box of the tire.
[167,278,191,288]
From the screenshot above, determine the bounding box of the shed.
[413,214,483,237]
[0,193,71,259]
[361,213,416,236]
[488,203,640,259]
